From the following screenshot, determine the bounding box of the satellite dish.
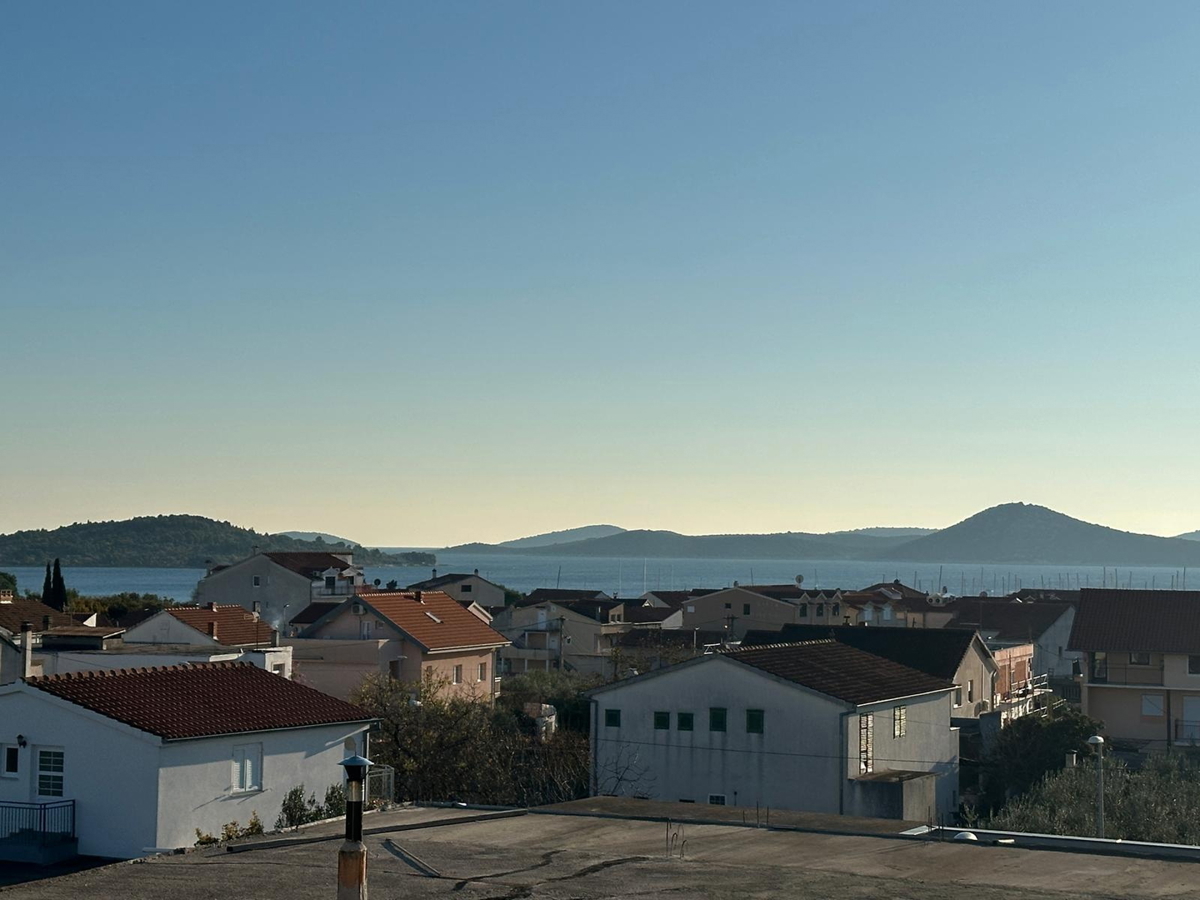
[795,575,804,586]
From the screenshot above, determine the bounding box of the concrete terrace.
[3,800,1199,899]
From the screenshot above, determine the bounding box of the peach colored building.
[1070,588,1200,748]
[288,590,509,702]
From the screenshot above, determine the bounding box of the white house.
[0,663,373,861]
[406,570,508,610]
[587,640,959,822]
[194,551,364,630]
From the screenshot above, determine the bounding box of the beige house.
[1070,588,1200,748]
[195,550,365,630]
[492,598,627,677]
[678,587,807,638]
[289,590,509,701]
[406,570,508,610]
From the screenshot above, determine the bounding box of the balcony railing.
[1088,664,1164,686]
[1176,719,1200,743]
[0,800,75,848]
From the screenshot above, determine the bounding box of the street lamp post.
[1086,735,1105,839]
[337,754,372,900]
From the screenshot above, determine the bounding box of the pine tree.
[41,562,52,604]
[50,558,68,611]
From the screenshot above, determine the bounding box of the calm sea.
[4,554,1196,602]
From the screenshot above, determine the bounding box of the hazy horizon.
[6,3,1200,546]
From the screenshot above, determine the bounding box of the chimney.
[20,622,33,680]
[208,622,218,639]
[473,568,479,576]
[432,568,438,580]
[252,545,260,556]
[271,628,280,648]
[207,602,217,610]
[414,591,424,603]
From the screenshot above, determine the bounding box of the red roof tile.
[353,591,509,651]
[167,604,277,647]
[1069,588,1200,653]
[26,663,372,740]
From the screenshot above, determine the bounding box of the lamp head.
[1087,735,1105,746]
[339,754,372,784]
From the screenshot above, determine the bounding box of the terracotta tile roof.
[25,663,372,740]
[0,599,75,635]
[262,551,356,578]
[741,625,982,682]
[1069,589,1200,653]
[167,604,277,647]
[349,591,509,652]
[724,640,955,705]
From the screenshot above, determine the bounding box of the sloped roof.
[1069,589,1200,653]
[641,589,717,607]
[167,604,277,647]
[741,624,984,681]
[407,572,501,591]
[524,588,612,603]
[313,591,509,652]
[861,582,929,601]
[951,601,1072,642]
[0,598,75,635]
[25,663,372,740]
[623,606,676,624]
[724,640,955,705]
[289,601,341,626]
[262,551,355,578]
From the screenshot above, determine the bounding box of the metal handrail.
[0,799,75,846]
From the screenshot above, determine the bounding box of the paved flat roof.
[3,801,1197,899]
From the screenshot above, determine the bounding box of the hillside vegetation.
[0,515,435,568]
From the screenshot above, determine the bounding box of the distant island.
[0,515,435,568]
[441,504,1200,567]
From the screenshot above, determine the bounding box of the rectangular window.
[1189,656,1200,676]
[831,603,840,617]
[677,712,694,731]
[1142,693,1165,717]
[2,746,17,776]
[325,575,336,591]
[799,603,808,616]
[272,663,286,676]
[1130,652,1151,666]
[461,584,472,593]
[37,749,65,797]
[708,794,726,806]
[746,709,765,734]
[252,575,261,587]
[742,603,751,616]
[859,714,874,775]
[252,600,262,614]
[709,707,727,732]
[724,602,731,610]
[967,680,975,703]
[954,687,963,708]
[453,664,463,684]
[232,743,262,792]
[816,603,825,617]
[479,662,488,682]
[605,709,621,728]
[654,711,670,730]
[894,705,907,738]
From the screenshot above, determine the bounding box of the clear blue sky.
[4,2,1200,545]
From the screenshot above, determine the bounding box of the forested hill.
[0,515,434,568]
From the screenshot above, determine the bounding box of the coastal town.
[4,548,1200,897]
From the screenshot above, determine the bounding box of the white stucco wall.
[0,688,161,859]
[590,657,845,813]
[195,557,316,631]
[590,656,959,820]
[155,723,368,850]
[121,611,218,646]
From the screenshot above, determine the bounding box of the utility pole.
[1087,736,1105,839]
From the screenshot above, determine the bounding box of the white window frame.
[36,748,65,798]
[708,794,726,806]
[232,743,263,793]
[478,662,487,682]
[893,705,907,738]
[1142,693,1165,718]
[453,664,463,685]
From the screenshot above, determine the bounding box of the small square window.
[677,712,694,731]
[708,794,726,806]
[709,707,727,732]
[1130,652,1151,666]
[724,603,731,610]
[605,709,621,728]
[654,711,670,730]
[746,709,764,734]
[1142,693,1165,717]
[461,584,472,593]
